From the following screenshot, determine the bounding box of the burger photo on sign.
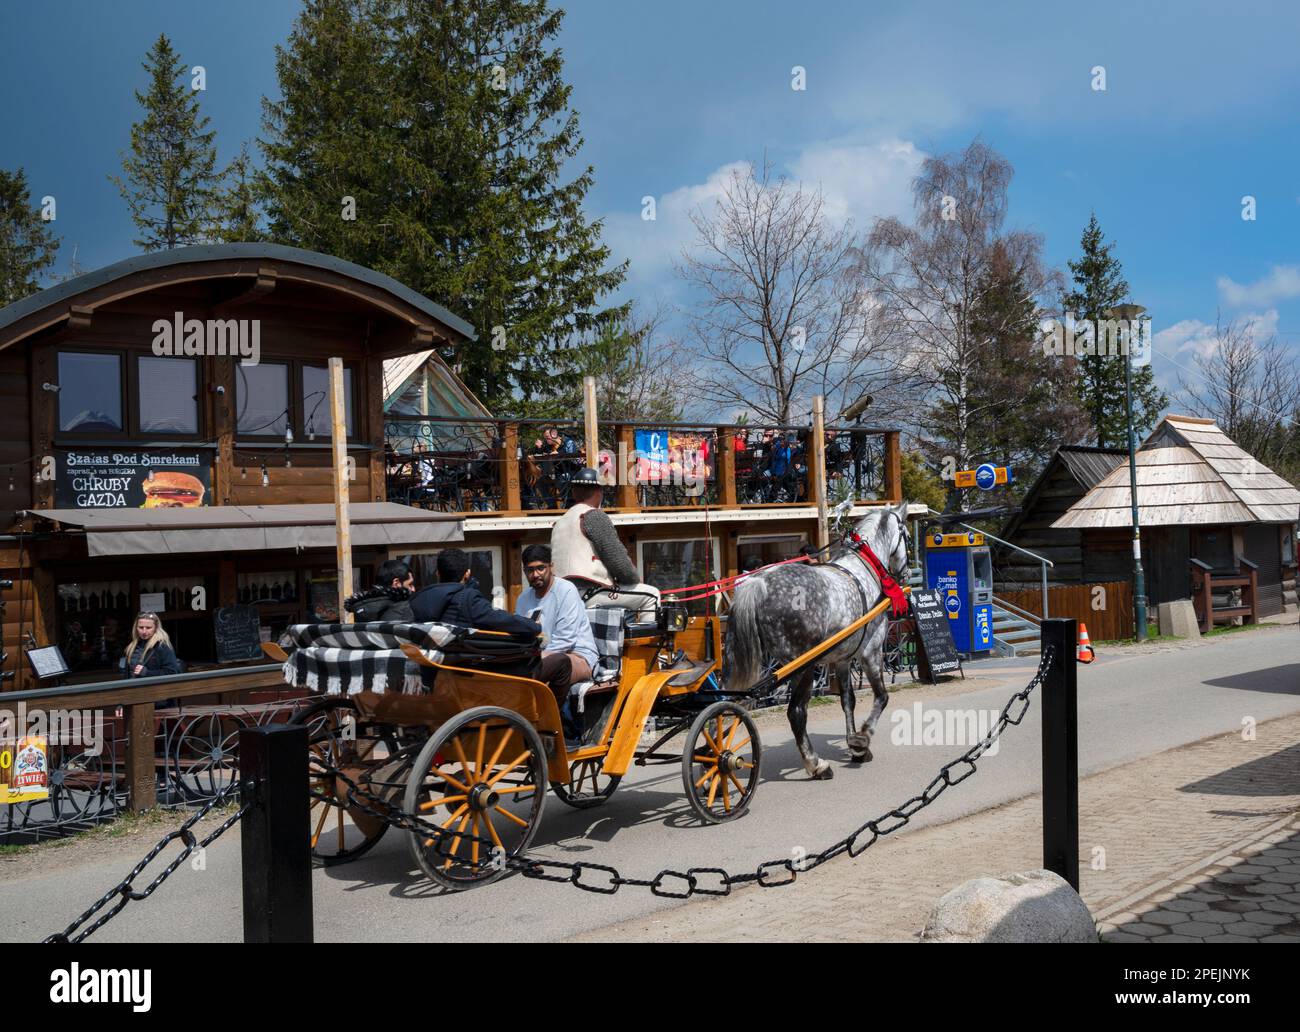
[141,471,206,508]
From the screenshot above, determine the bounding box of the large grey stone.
[919,869,1098,943]
[1158,599,1201,638]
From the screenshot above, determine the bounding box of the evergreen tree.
[261,0,627,415]
[1060,214,1166,447]
[211,143,264,243]
[112,34,220,251]
[964,242,1088,507]
[0,168,59,306]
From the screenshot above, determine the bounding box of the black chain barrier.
[43,782,250,944]
[41,646,1054,941]
[322,646,1056,899]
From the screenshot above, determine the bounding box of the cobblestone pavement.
[568,712,1300,942]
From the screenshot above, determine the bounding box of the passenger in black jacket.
[411,549,540,636]
[344,559,416,622]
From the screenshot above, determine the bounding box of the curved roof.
[0,242,475,344]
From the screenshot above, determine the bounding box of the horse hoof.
[850,749,873,763]
[811,764,834,780]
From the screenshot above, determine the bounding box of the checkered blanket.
[571,607,625,713]
[586,607,625,682]
[280,622,457,696]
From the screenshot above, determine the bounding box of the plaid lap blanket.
[572,608,626,713]
[280,622,458,696]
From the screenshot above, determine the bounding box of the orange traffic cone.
[1077,623,1095,664]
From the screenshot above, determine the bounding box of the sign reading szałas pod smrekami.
[54,449,211,509]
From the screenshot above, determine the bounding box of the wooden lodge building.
[999,415,1299,627]
[0,244,904,689]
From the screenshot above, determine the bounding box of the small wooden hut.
[1052,415,1300,622]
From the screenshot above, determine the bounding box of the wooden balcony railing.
[383,416,902,516]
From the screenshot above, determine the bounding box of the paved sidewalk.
[569,712,1300,942]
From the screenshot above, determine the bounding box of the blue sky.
[3,0,1299,404]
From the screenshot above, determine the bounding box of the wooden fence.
[997,580,1135,641]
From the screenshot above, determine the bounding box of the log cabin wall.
[0,245,476,687]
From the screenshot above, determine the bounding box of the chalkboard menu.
[214,605,263,663]
[910,589,962,681]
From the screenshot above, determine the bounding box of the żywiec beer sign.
[55,449,211,509]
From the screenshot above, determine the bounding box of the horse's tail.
[723,576,768,691]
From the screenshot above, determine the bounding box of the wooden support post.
[502,423,521,511]
[583,376,599,471]
[883,430,902,503]
[329,357,354,623]
[717,426,738,508]
[615,425,637,509]
[125,701,156,812]
[812,396,829,551]
[240,724,313,943]
[1040,618,1080,891]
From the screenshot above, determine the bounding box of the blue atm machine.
[924,531,994,655]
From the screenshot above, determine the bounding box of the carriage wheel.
[290,697,398,866]
[404,706,546,891]
[551,757,621,809]
[168,712,249,802]
[682,701,760,824]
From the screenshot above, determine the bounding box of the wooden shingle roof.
[1052,415,1300,529]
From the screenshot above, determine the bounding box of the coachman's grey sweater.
[580,508,640,585]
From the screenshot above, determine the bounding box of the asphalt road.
[6,625,1297,943]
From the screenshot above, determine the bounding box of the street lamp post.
[1105,303,1148,641]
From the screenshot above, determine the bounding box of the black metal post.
[240,724,312,943]
[1040,618,1079,891]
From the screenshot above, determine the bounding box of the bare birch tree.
[676,162,909,425]
[856,140,1062,470]
[1179,315,1298,469]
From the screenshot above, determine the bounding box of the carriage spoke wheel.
[682,701,760,824]
[405,706,547,891]
[551,757,621,809]
[290,696,396,866]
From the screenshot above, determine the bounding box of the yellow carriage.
[266,601,760,891]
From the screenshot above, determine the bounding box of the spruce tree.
[0,168,59,307]
[212,143,263,242]
[965,242,1088,505]
[112,34,220,251]
[1061,214,1166,447]
[261,0,627,415]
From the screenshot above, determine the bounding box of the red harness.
[849,531,909,617]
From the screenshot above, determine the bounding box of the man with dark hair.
[410,548,540,636]
[551,468,660,615]
[344,558,415,621]
[515,543,599,741]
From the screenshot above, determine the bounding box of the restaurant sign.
[55,448,212,510]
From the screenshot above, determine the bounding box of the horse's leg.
[839,661,870,762]
[787,667,832,780]
[854,650,890,763]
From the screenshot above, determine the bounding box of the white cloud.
[787,138,924,226]
[1153,309,1280,361]
[1217,265,1300,308]
[604,139,925,298]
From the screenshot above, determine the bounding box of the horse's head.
[851,501,910,579]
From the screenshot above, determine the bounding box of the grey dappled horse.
[724,502,910,779]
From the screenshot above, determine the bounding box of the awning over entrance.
[23,503,462,557]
